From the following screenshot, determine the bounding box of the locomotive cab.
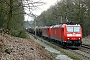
[65,24,82,46]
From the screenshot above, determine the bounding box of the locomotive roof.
[50,24,81,28]
[66,24,80,26]
[50,24,62,28]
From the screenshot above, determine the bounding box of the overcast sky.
[24,0,61,21]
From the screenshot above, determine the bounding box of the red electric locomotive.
[42,23,82,47]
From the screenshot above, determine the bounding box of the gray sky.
[24,0,61,21]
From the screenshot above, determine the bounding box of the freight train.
[26,22,82,48]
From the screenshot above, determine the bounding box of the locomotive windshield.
[67,26,80,32]
[67,27,73,32]
[74,27,80,32]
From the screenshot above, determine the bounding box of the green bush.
[19,30,30,39]
[10,30,19,37]
[10,30,30,39]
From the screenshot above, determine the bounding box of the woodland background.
[33,0,90,37]
[0,0,90,38]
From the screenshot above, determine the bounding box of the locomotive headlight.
[79,38,80,40]
[65,41,67,42]
[67,38,70,40]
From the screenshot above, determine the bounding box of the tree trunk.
[7,0,13,30]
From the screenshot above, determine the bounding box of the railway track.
[70,44,90,60]
[70,49,90,60]
[81,44,90,49]
[80,44,90,54]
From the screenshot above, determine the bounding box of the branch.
[12,12,26,15]
[22,0,45,17]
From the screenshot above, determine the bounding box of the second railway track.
[81,44,90,49]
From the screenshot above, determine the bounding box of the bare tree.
[22,0,45,17]
[0,0,45,31]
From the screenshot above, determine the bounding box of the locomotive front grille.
[67,40,82,46]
